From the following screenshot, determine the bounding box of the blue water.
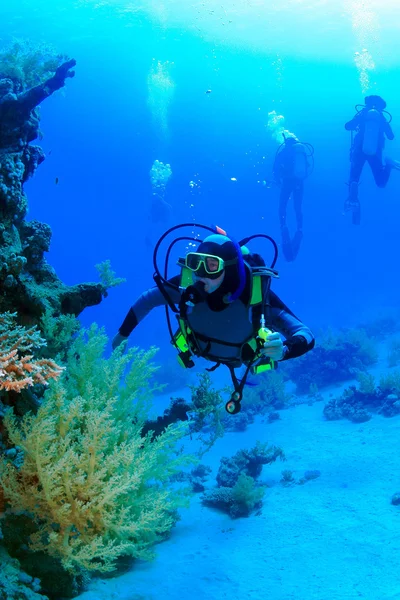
[2,0,400,364]
[2,1,400,597]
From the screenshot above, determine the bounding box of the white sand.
[77,375,400,600]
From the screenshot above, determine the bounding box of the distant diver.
[272,135,314,262]
[150,193,173,224]
[112,223,314,415]
[344,95,400,225]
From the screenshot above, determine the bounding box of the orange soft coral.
[0,312,63,392]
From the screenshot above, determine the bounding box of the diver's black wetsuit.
[273,143,308,262]
[117,270,314,364]
[279,178,303,231]
[345,109,394,188]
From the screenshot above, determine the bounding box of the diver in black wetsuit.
[344,95,399,225]
[273,136,313,262]
[112,228,314,413]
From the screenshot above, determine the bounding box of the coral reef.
[141,397,192,441]
[323,370,400,423]
[283,327,378,393]
[201,442,285,519]
[188,372,225,455]
[0,42,179,600]
[0,546,47,600]
[0,327,192,581]
[357,309,400,340]
[0,43,105,345]
[224,371,291,431]
[216,441,285,488]
[0,312,63,392]
[202,473,265,519]
[170,463,212,493]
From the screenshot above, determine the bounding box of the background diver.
[113,224,315,414]
[272,135,314,262]
[344,95,400,225]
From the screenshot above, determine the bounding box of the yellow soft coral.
[0,312,63,392]
[0,325,191,574]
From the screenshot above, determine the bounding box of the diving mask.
[185,252,237,279]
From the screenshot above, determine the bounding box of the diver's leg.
[279,180,294,261]
[289,180,303,259]
[281,225,294,262]
[278,181,291,229]
[368,153,391,188]
[293,180,304,231]
[345,151,365,216]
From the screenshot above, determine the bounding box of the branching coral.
[216,441,285,488]
[189,372,225,455]
[283,326,378,393]
[202,473,266,519]
[0,39,67,90]
[95,259,126,291]
[236,371,291,428]
[0,312,63,392]
[0,325,192,575]
[323,369,400,422]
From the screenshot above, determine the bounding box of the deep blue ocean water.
[3,3,400,598]
[1,0,400,358]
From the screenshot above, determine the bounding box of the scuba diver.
[273,135,314,262]
[112,223,315,415]
[145,194,173,249]
[344,95,399,225]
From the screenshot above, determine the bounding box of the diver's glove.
[112,332,129,350]
[260,331,286,361]
[181,280,207,307]
[47,59,77,92]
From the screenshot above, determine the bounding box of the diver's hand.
[112,332,128,350]
[260,332,285,361]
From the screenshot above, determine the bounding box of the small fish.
[55,177,59,185]
[205,89,212,94]
[230,177,237,182]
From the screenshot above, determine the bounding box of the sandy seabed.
[77,370,400,600]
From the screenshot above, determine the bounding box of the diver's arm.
[345,112,363,131]
[272,159,280,180]
[272,152,285,183]
[384,120,394,140]
[268,292,315,360]
[115,276,181,343]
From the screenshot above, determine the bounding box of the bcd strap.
[153,273,179,314]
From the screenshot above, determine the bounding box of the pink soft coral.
[0,312,63,392]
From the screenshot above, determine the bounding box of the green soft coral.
[0,39,68,89]
[0,325,192,575]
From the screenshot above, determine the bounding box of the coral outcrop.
[0,312,63,392]
[0,42,105,338]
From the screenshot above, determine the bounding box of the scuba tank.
[362,109,381,156]
[292,142,308,180]
[274,136,314,181]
